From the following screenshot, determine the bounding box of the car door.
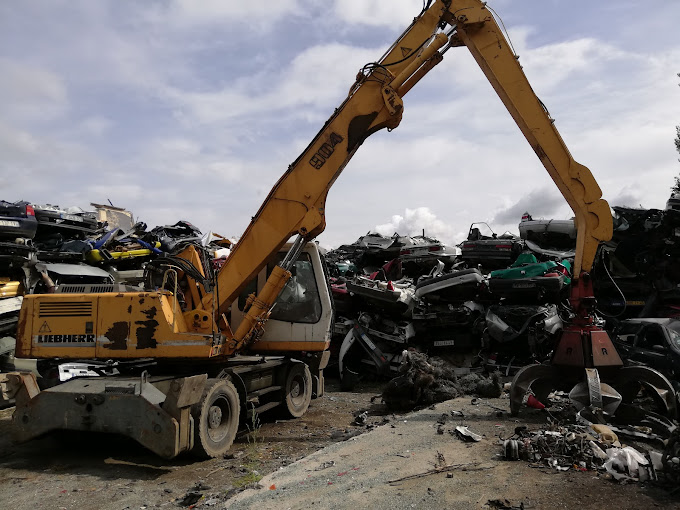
[630,324,673,374]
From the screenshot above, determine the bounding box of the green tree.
[673,126,680,194]
[673,73,680,194]
[671,126,680,194]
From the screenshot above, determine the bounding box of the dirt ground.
[0,378,677,509]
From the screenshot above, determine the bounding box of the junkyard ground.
[0,378,677,510]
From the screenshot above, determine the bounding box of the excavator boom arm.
[210,2,451,320]
[215,0,613,349]
[447,2,612,275]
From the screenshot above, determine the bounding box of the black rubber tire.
[281,363,312,418]
[191,378,240,458]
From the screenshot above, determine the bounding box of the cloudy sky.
[2,0,679,249]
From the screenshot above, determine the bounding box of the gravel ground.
[228,397,680,510]
[0,379,384,509]
[0,378,677,509]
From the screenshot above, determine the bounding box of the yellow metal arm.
[446,1,612,276]
[210,0,613,339]
[209,3,453,318]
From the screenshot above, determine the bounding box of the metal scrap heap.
[326,208,680,421]
[0,200,232,376]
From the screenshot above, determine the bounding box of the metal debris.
[454,425,482,442]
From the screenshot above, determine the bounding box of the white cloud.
[331,0,424,26]
[492,187,565,225]
[0,59,68,124]
[512,34,628,91]
[77,117,113,137]
[166,43,378,125]
[2,0,680,252]
[375,207,457,243]
[164,0,300,27]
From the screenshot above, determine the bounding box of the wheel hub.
[209,405,223,428]
[290,380,301,399]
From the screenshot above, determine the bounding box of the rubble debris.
[178,490,204,507]
[485,499,526,510]
[603,446,649,481]
[499,418,680,488]
[90,202,134,231]
[470,397,506,412]
[467,375,503,399]
[380,350,502,411]
[314,460,336,471]
[352,411,368,426]
[661,428,680,486]
[591,424,620,446]
[453,425,482,442]
[503,439,520,461]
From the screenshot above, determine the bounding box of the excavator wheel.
[281,363,312,418]
[191,378,240,458]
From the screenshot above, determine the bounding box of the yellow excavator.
[2,0,675,458]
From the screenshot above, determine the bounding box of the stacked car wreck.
[328,223,572,386]
[0,201,232,377]
[330,208,680,406]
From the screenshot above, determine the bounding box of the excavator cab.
[229,243,333,354]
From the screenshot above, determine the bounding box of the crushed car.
[609,318,680,392]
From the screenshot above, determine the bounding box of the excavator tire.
[281,363,312,418]
[191,378,240,458]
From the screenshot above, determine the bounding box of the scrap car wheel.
[282,363,312,418]
[192,379,240,458]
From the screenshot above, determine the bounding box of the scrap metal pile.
[328,209,680,409]
[327,220,574,391]
[595,206,680,318]
[381,349,502,411]
[0,199,231,377]
[502,415,680,489]
[2,198,680,413]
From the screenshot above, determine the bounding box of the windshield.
[666,321,680,350]
[468,223,496,241]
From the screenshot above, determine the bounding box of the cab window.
[267,254,321,323]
